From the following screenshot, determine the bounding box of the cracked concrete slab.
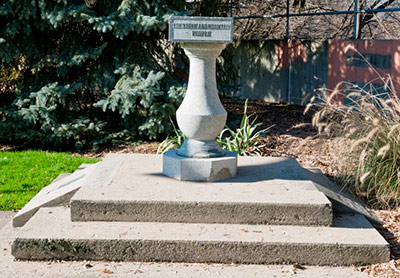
[304,167,382,224]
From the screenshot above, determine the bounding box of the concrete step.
[13,163,96,227]
[12,207,389,266]
[70,154,333,226]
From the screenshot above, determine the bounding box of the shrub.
[0,0,188,150]
[308,73,400,209]
[0,64,20,94]
[0,1,239,150]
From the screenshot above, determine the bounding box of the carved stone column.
[163,42,237,182]
[176,42,227,158]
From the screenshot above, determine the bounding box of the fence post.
[286,0,292,104]
[353,0,360,39]
[286,0,290,38]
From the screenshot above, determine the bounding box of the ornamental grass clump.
[308,74,400,209]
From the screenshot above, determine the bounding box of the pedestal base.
[11,154,390,266]
[177,139,225,158]
[163,149,237,182]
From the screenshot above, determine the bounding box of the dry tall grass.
[306,55,400,209]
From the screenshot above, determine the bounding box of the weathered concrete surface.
[0,219,369,278]
[71,154,332,226]
[12,164,96,227]
[51,172,72,184]
[12,207,389,266]
[7,154,386,270]
[0,212,16,229]
[304,167,382,224]
[81,157,122,188]
[163,149,237,181]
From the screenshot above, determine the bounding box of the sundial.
[163,16,237,181]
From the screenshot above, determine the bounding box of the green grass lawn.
[0,150,101,210]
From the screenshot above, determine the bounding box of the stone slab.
[81,157,123,188]
[12,207,389,266]
[0,222,368,278]
[71,154,332,226]
[304,168,382,224]
[163,149,237,181]
[51,172,72,183]
[12,163,97,228]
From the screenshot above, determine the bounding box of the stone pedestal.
[176,42,226,158]
[163,149,237,182]
[163,42,237,181]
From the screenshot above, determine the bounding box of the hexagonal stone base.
[163,150,237,181]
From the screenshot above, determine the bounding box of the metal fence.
[229,0,400,40]
[220,1,400,105]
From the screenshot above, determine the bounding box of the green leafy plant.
[157,100,272,156]
[218,99,272,156]
[157,119,185,154]
[0,64,20,93]
[308,47,400,208]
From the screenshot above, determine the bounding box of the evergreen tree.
[0,0,189,149]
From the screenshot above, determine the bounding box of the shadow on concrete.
[373,222,400,260]
[147,158,307,183]
[227,164,308,183]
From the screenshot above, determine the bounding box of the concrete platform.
[11,207,389,266]
[0,219,369,278]
[70,154,332,226]
[10,154,388,267]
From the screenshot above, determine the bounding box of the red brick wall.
[327,40,400,103]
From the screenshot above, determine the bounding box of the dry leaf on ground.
[101,268,113,274]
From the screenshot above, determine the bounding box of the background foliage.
[0,0,237,150]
